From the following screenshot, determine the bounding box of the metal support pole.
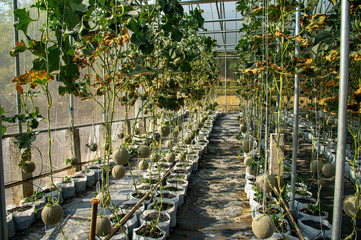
[0,120,8,240]
[13,0,22,134]
[102,68,106,123]
[331,0,350,238]
[224,51,227,112]
[70,38,75,129]
[290,1,301,213]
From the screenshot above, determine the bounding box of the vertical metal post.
[331,0,350,238]
[0,121,8,240]
[224,51,227,112]
[290,1,301,213]
[13,0,22,134]
[70,38,75,129]
[102,68,106,122]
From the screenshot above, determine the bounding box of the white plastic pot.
[71,174,87,192]
[133,222,166,240]
[148,199,176,228]
[139,210,170,237]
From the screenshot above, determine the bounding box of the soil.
[167,180,186,185]
[142,179,158,184]
[164,186,182,192]
[301,219,330,231]
[71,175,85,179]
[132,192,152,200]
[135,224,164,238]
[173,169,186,174]
[8,205,33,213]
[143,212,169,222]
[156,193,176,199]
[150,202,174,211]
[172,175,185,179]
[300,208,327,217]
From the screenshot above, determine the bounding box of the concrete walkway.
[170,113,255,239]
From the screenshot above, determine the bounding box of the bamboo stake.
[89,198,100,240]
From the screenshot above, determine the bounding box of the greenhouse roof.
[181,0,241,57]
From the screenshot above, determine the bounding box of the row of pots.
[74,111,221,240]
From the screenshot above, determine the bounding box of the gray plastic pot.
[6,203,35,230]
[298,215,332,239]
[20,196,46,219]
[82,169,96,187]
[71,173,87,192]
[56,179,76,200]
[110,212,136,240]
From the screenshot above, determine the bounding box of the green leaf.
[14,8,35,35]
[1,125,6,138]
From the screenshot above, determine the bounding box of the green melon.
[343,195,361,219]
[243,139,252,153]
[111,165,126,179]
[322,163,335,178]
[89,143,98,152]
[70,157,79,166]
[310,160,323,174]
[166,152,175,163]
[112,148,129,165]
[166,140,173,149]
[252,214,275,239]
[256,174,275,193]
[96,216,111,236]
[138,146,150,158]
[240,124,246,133]
[177,152,186,162]
[159,125,171,137]
[22,161,36,174]
[150,153,159,162]
[184,135,192,145]
[96,192,111,208]
[41,203,64,226]
[138,160,149,170]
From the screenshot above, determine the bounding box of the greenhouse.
[0,0,358,239]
